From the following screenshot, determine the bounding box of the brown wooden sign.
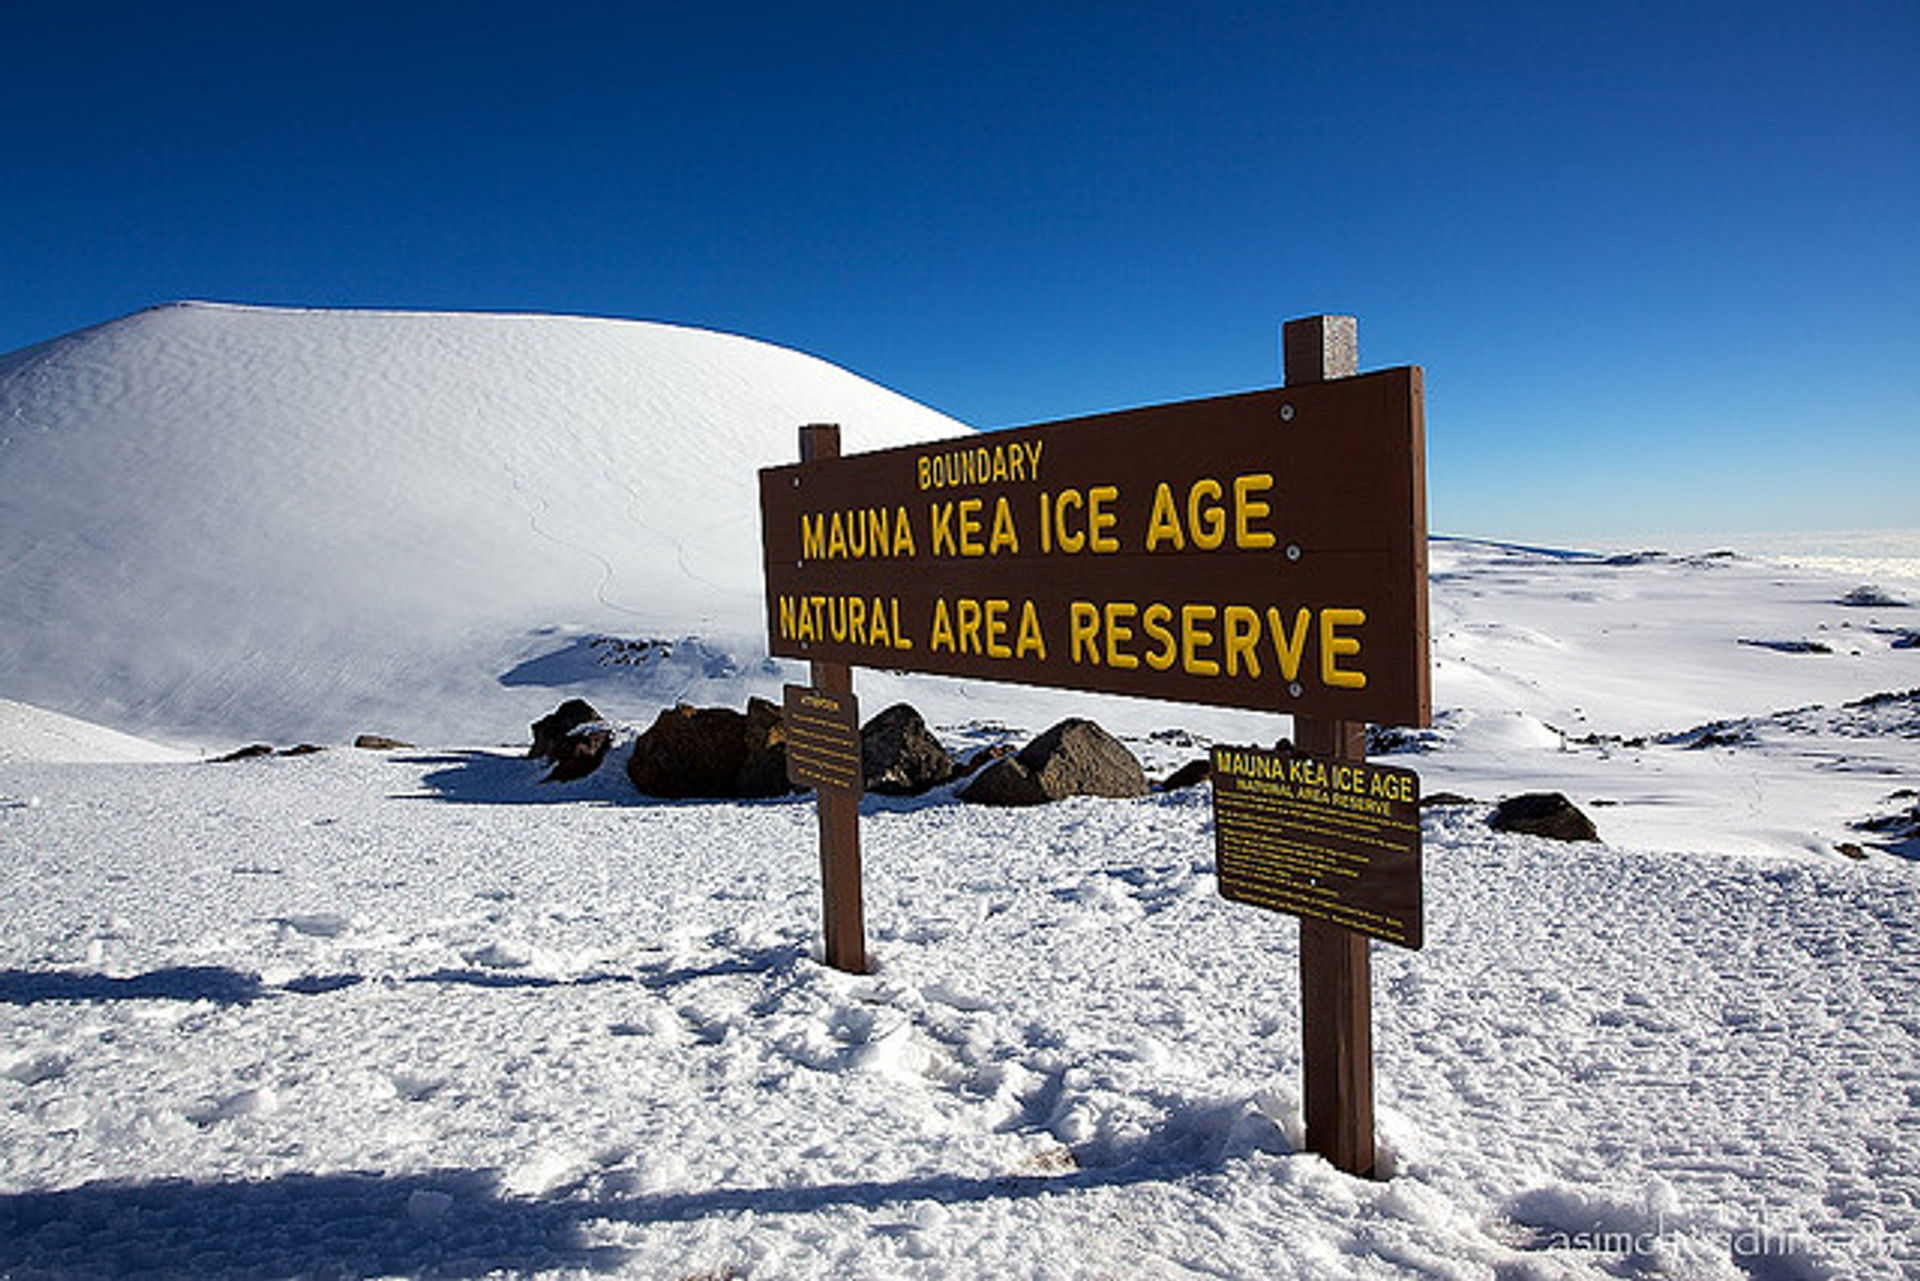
[759,367,1429,728]
[1210,745,1423,950]
[783,683,863,795]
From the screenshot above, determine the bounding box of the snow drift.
[0,303,969,747]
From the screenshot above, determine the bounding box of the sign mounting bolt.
[1286,544,1303,562]
[1280,403,1296,422]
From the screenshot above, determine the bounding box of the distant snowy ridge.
[0,303,971,747]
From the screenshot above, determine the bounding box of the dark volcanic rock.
[1157,758,1212,791]
[956,756,1051,806]
[353,734,413,751]
[209,743,275,763]
[626,703,748,799]
[860,703,954,795]
[528,698,611,782]
[959,718,1148,806]
[543,725,613,783]
[529,699,603,760]
[953,743,1014,778]
[624,700,798,799]
[735,696,795,798]
[1489,792,1599,842]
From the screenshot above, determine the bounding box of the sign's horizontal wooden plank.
[760,367,1428,725]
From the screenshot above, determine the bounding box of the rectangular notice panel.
[783,684,863,795]
[760,368,1428,727]
[1210,745,1422,949]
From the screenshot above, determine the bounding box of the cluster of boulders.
[523,695,1170,806]
[520,695,1606,836]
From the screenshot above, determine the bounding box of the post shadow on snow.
[0,945,805,1009]
[0,1140,1262,1280]
[0,966,361,1006]
[394,747,977,818]
[409,942,807,994]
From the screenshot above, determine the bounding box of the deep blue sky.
[4,1,1914,543]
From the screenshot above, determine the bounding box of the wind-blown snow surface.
[0,303,968,748]
[3,304,1919,1276]
[1,540,1917,1277]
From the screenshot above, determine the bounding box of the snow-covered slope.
[0,698,190,764]
[0,303,969,747]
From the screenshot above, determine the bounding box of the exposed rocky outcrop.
[1157,758,1212,791]
[626,700,795,799]
[735,697,794,799]
[1489,792,1599,842]
[959,718,1148,806]
[528,698,611,783]
[860,703,954,796]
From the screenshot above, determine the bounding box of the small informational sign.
[1210,745,1422,949]
[783,684,863,796]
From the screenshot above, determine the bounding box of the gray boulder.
[960,718,1148,806]
[626,699,798,799]
[626,704,747,798]
[1489,792,1599,842]
[735,696,796,799]
[530,699,602,759]
[860,703,955,795]
[529,698,611,782]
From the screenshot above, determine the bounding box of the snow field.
[3,744,1915,1277]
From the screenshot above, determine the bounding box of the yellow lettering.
[930,599,954,652]
[918,457,931,490]
[1320,607,1366,688]
[989,496,1019,555]
[890,597,912,650]
[1053,490,1085,553]
[984,599,1013,658]
[1222,605,1261,677]
[1267,606,1311,680]
[801,513,826,560]
[1181,604,1220,676]
[1141,602,1177,670]
[1069,600,1100,663]
[957,497,985,556]
[892,506,916,556]
[847,596,868,645]
[1144,483,1184,551]
[1016,600,1046,659]
[1188,478,1225,550]
[1104,600,1139,669]
[930,502,956,556]
[1088,485,1120,553]
[957,597,983,653]
[828,511,848,559]
[1233,473,1275,549]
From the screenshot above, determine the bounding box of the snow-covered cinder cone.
[0,303,969,747]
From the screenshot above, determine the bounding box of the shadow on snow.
[392,749,972,818]
[0,1154,1248,1280]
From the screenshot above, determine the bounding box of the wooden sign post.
[762,319,1429,1171]
[797,423,868,975]
[1288,316,1379,1178]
